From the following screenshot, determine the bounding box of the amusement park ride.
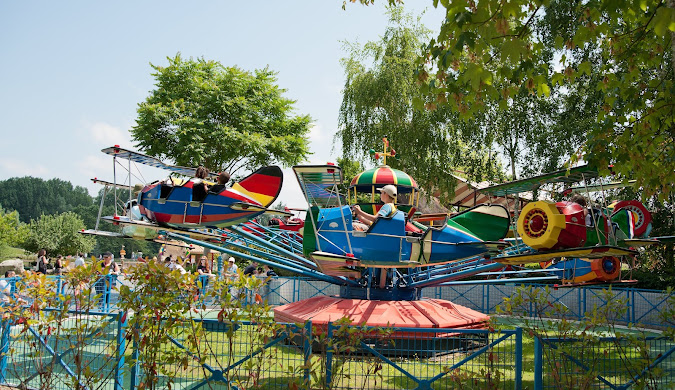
[83,142,673,334]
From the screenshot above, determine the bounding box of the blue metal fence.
[534,336,675,389]
[0,314,523,390]
[0,275,672,389]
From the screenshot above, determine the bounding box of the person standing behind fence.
[0,271,15,304]
[36,249,48,274]
[225,257,238,280]
[54,255,64,275]
[95,252,120,310]
[243,261,258,277]
[74,253,85,268]
[263,264,277,278]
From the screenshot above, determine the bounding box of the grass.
[0,245,32,262]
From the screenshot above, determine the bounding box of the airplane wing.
[91,178,134,190]
[451,241,509,252]
[493,245,637,265]
[482,165,599,197]
[101,215,228,242]
[152,239,193,248]
[80,229,128,238]
[264,209,294,217]
[293,165,346,208]
[562,180,637,195]
[101,146,199,177]
[623,236,675,246]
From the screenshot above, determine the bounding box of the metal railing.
[534,336,675,389]
[1,275,672,389]
[0,313,522,390]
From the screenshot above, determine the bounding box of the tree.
[337,8,500,203]
[371,0,672,198]
[0,177,93,223]
[21,212,95,256]
[0,207,28,247]
[484,89,583,180]
[132,54,313,176]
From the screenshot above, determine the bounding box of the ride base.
[273,294,489,335]
[274,294,489,357]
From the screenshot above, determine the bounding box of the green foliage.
[117,261,197,390]
[337,8,501,203]
[2,267,122,389]
[661,288,675,341]
[308,317,393,389]
[485,89,586,180]
[336,157,363,190]
[0,206,28,247]
[498,286,668,388]
[0,177,93,223]
[132,54,313,176]
[21,212,95,256]
[403,0,675,198]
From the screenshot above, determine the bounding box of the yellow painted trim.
[231,183,273,206]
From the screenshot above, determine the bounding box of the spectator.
[263,264,277,277]
[74,253,86,268]
[36,249,49,274]
[225,257,238,281]
[95,252,119,310]
[54,255,64,275]
[243,261,258,277]
[0,271,16,304]
[165,256,187,274]
[197,256,212,276]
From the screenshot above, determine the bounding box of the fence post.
[515,327,522,390]
[217,254,223,279]
[581,287,587,320]
[534,337,543,390]
[629,288,635,324]
[326,322,334,388]
[485,284,490,313]
[0,320,9,384]
[115,312,126,390]
[303,321,312,385]
[129,325,140,390]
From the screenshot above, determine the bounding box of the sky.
[0,1,444,209]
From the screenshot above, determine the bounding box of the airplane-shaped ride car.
[293,163,511,276]
[82,145,286,242]
[482,165,673,285]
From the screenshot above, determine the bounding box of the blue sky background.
[0,1,443,208]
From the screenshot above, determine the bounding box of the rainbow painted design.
[350,165,418,191]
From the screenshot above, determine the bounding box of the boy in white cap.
[353,184,397,226]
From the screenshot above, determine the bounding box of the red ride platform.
[273,296,489,338]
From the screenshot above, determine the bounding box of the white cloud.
[308,123,324,142]
[85,121,133,148]
[0,159,49,177]
[80,154,113,180]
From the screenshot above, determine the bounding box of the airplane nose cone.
[529,214,545,234]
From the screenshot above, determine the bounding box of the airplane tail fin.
[447,204,510,242]
[230,166,283,207]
